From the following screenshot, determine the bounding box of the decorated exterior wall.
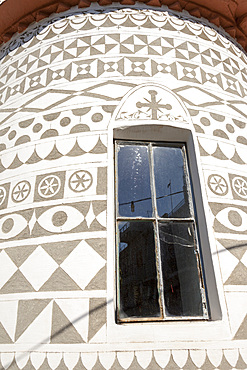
[0,6,246,369]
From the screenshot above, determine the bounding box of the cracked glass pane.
[118,221,160,319]
[159,221,203,317]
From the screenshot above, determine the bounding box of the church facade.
[0,1,246,368]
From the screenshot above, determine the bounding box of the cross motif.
[136,90,172,120]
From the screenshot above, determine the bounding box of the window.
[115,140,208,322]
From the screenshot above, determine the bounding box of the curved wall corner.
[0,7,246,369]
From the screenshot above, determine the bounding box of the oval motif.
[37,205,84,233]
[0,214,28,239]
[216,207,247,232]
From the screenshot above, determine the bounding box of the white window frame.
[106,121,231,343]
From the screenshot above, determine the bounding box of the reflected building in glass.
[0,0,246,368]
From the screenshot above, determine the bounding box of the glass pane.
[153,146,192,218]
[159,222,203,317]
[118,221,160,319]
[117,144,153,218]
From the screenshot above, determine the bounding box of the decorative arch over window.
[114,84,191,125]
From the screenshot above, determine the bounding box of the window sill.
[107,314,231,343]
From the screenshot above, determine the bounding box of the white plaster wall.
[0,6,246,369]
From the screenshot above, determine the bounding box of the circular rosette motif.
[232,177,247,199]
[11,181,31,203]
[0,186,7,206]
[208,174,228,196]
[69,170,93,192]
[38,175,61,198]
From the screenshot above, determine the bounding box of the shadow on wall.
[214,242,247,254]
[7,299,113,368]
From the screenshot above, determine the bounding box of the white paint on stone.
[55,299,89,342]
[0,251,17,289]
[30,352,46,369]
[223,348,239,367]
[15,352,29,369]
[99,351,115,369]
[1,353,14,369]
[81,352,97,369]
[190,349,206,367]
[172,349,188,368]
[117,351,135,369]
[47,352,63,369]
[0,4,246,367]
[153,350,171,368]
[16,301,53,344]
[89,324,107,343]
[61,240,105,290]
[0,301,18,341]
[135,350,152,368]
[225,292,247,336]
[19,246,58,291]
[207,349,223,367]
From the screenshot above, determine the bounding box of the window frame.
[115,139,208,323]
[106,122,230,343]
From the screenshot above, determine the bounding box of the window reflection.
[118,145,153,218]
[159,222,203,317]
[153,146,191,218]
[118,221,160,318]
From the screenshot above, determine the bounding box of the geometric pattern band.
[0,166,107,210]
[1,8,246,64]
[0,348,246,369]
